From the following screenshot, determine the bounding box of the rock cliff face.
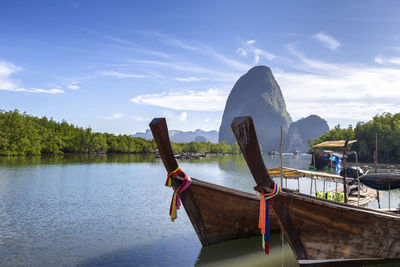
[218,66,292,151]
[284,115,329,152]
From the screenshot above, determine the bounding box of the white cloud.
[286,44,340,73]
[139,32,252,72]
[0,61,64,94]
[127,59,240,83]
[67,85,80,90]
[313,32,341,50]
[237,40,276,64]
[179,112,187,122]
[14,88,65,94]
[374,57,384,64]
[131,88,228,111]
[253,48,276,64]
[175,76,204,82]
[275,56,400,122]
[0,61,23,90]
[236,48,247,57]
[212,51,251,71]
[204,118,210,123]
[103,113,124,120]
[132,115,151,122]
[101,71,148,79]
[374,56,400,65]
[87,30,173,59]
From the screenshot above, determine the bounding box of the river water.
[0,154,398,267]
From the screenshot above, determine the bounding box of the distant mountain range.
[132,129,219,143]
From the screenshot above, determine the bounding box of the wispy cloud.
[100,71,148,79]
[313,32,341,50]
[67,85,80,90]
[132,115,152,122]
[103,113,124,120]
[127,59,240,83]
[140,31,200,51]
[15,88,64,94]
[0,61,23,90]
[236,39,276,64]
[275,50,400,122]
[236,48,247,57]
[286,44,340,73]
[374,56,400,65]
[142,31,251,72]
[179,112,187,122]
[86,30,173,59]
[0,61,64,94]
[174,76,205,82]
[131,88,227,111]
[253,48,276,64]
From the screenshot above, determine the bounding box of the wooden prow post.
[149,118,179,174]
[232,117,308,259]
[149,117,210,245]
[342,140,349,203]
[231,116,274,190]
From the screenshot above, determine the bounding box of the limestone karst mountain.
[218,65,292,151]
[284,115,329,152]
[218,65,329,152]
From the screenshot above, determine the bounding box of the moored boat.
[149,118,279,246]
[231,116,400,265]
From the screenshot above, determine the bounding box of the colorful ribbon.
[258,182,280,254]
[165,166,192,222]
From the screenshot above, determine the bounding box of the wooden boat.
[360,173,400,191]
[231,116,400,266]
[149,118,280,246]
[267,167,377,207]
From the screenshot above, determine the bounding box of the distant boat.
[293,150,300,155]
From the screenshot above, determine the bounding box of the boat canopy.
[267,167,350,181]
[360,173,400,190]
[312,140,357,148]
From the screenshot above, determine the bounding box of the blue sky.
[2,0,400,134]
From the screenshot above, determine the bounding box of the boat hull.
[173,176,280,245]
[273,190,400,261]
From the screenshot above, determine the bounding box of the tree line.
[310,112,400,163]
[0,110,240,156]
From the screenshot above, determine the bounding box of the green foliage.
[0,110,240,156]
[310,112,400,163]
[0,110,156,155]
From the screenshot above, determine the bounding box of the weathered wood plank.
[231,116,273,189]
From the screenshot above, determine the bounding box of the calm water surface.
[0,154,399,267]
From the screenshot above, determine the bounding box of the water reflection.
[0,153,156,166]
[196,235,298,267]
